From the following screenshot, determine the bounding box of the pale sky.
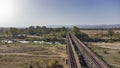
[0,0,120,27]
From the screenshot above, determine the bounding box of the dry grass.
[81,29,120,68]
[91,42,120,49]
[80,29,120,37]
[86,42,120,68]
[0,43,67,68]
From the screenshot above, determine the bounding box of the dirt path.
[109,63,120,67]
[0,53,32,55]
[0,53,66,58]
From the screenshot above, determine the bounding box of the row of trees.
[69,26,89,41]
[1,26,68,38]
[1,26,119,42]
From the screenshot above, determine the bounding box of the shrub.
[29,64,33,68]
[47,60,58,68]
[103,50,110,54]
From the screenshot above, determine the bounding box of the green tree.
[35,26,41,36]
[107,29,114,40]
[71,26,81,35]
[70,26,89,41]
[10,28,19,38]
[2,29,10,38]
[28,26,35,35]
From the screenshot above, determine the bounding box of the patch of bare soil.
[92,42,120,49]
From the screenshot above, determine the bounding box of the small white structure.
[55,42,61,45]
[45,42,53,44]
[7,40,13,43]
[1,40,13,44]
[33,41,39,43]
[19,41,29,43]
[39,41,45,44]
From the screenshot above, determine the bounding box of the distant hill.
[47,24,120,29]
[0,27,9,31]
[0,24,120,29]
[77,24,120,28]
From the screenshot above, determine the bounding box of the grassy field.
[0,43,67,68]
[81,29,120,68]
[80,29,120,37]
[86,42,120,68]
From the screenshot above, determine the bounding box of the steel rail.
[71,34,110,68]
[66,34,81,68]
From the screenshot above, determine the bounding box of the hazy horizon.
[0,0,120,27]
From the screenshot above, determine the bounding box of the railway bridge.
[66,34,110,68]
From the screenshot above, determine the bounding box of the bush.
[118,50,120,54]
[103,50,110,54]
[48,60,58,68]
[29,64,33,68]
[107,40,114,43]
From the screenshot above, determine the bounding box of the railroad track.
[66,34,81,68]
[71,34,110,68]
